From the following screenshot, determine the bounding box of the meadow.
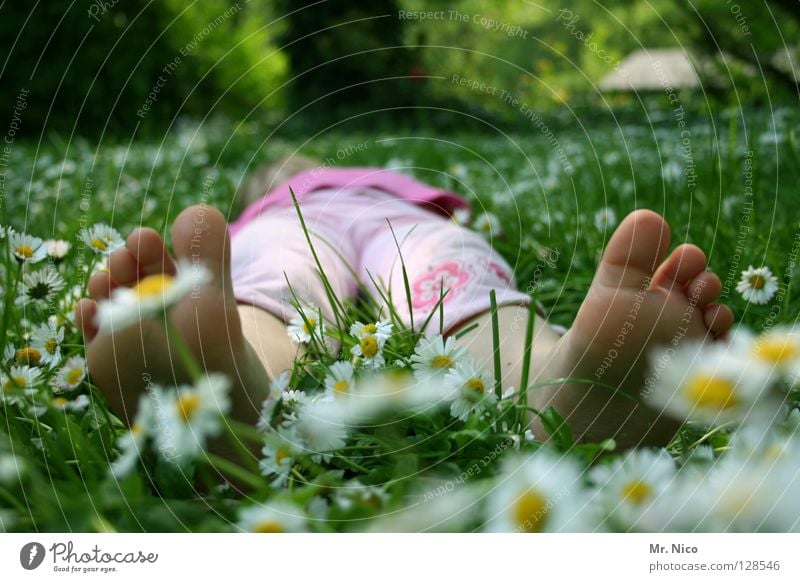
[1,106,799,532]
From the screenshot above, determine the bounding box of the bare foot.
[535,210,734,446]
[75,205,270,428]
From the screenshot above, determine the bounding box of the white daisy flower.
[293,399,348,461]
[287,304,325,344]
[111,392,157,479]
[279,389,308,425]
[588,448,677,530]
[238,500,307,533]
[259,430,299,488]
[748,327,800,383]
[156,373,232,463]
[30,321,65,367]
[324,360,355,399]
[410,335,467,382]
[8,231,47,263]
[736,265,778,304]
[18,267,66,307]
[45,239,70,261]
[95,260,211,332]
[334,480,389,511]
[349,319,393,344]
[80,223,124,255]
[53,355,87,392]
[350,333,385,368]
[593,207,618,231]
[646,340,774,425]
[14,346,42,367]
[257,372,291,431]
[444,359,496,421]
[1,365,43,405]
[49,394,90,413]
[485,452,595,532]
[473,212,502,238]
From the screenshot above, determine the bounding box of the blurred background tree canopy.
[1,0,797,136]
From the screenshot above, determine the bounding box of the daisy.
[237,500,307,533]
[8,231,47,263]
[473,212,502,238]
[287,304,325,344]
[293,399,348,461]
[485,452,594,533]
[349,319,393,344]
[259,430,299,488]
[748,327,800,383]
[588,448,677,530]
[30,321,65,367]
[49,394,90,413]
[0,365,43,405]
[334,480,389,511]
[18,267,66,308]
[278,389,308,425]
[156,373,231,463]
[14,347,42,367]
[410,335,467,382]
[95,260,211,332]
[80,223,124,255]
[45,239,70,262]
[593,207,618,231]
[111,392,157,478]
[444,359,496,421]
[736,265,778,304]
[257,371,291,431]
[53,355,86,392]
[350,333,385,368]
[324,361,355,399]
[646,341,773,425]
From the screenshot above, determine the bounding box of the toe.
[127,227,177,278]
[172,204,231,285]
[651,243,707,289]
[108,248,139,286]
[88,271,115,301]
[686,271,721,307]
[76,298,99,342]
[703,303,734,338]
[597,209,671,288]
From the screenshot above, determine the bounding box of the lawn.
[1,107,799,532]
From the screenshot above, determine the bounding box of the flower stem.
[162,317,202,381]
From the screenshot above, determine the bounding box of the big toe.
[172,204,231,285]
[596,209,671,289]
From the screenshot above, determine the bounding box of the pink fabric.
[229,167,469,238]
[230,188,528,335]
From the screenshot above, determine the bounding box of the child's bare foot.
[74,205,270,427]
[536,210,734,445]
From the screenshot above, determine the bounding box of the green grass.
[1,107,800,532]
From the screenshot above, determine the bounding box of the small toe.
[88,271,115,301]
[108,248,139,286]
[76,298,99,342]
[704,304,734,338]
[687,271,722,307]
[126,227,177,278]
[651,243,707,289]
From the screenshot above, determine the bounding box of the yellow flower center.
[66,368,84,386]
[513,490,549,533]
[91,238,108,251]
[253,520,284,533]
[431,355,454,369]
[621,480,653,505]
[333,380,350,395]
[52,397,68,407]
[749,275,765,289]
[464,378,486,401]
[360,335,379,358]
[16,245,34,258]
[275,447,291,464]
[363,323,377,334]
[133,273,175,298]
[131,423,143,436]
[44,338,59,354]
[753,336,799,364]
[176,392,201,422]
[3,376,26,391]
[302,317,317,334]
[684,373,739,411]
[16,347,41,366]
